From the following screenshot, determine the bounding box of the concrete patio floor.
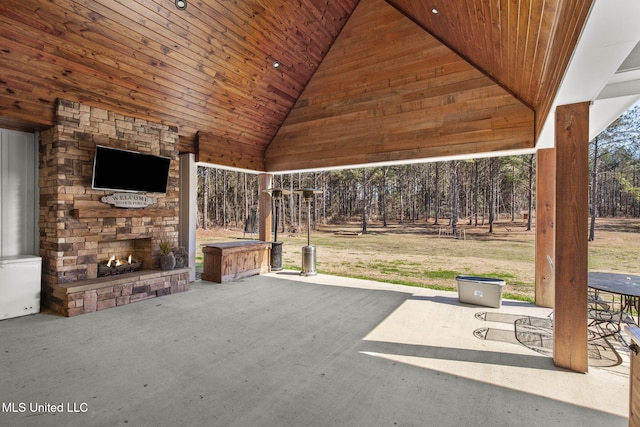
[0,272,631,426]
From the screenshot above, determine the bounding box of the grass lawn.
[195,218,640,302]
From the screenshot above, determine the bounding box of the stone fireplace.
[39,99,190,316]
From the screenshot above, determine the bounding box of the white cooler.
[456,275,505,308]
[0,255,42,319]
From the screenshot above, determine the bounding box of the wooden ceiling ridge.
[260,0,365,155]
[386,0,594,139]
[384,0,536,114]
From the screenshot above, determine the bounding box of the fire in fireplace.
[98,255,142,277]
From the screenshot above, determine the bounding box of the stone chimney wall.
[39,99,180,311]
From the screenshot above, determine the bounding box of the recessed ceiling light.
[175,0,187,10]
[272,61,281,69]
[431,7,439,14]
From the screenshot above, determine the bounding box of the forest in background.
[197,105,640,237]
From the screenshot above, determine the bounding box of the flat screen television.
[92,145,171,193]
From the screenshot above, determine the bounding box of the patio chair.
[588,290,636,339]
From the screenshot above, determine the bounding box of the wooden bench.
[201,240,271,283]
[333,230,362,236]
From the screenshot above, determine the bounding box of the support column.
[553,102,590,373]
[535,148,555,308]
[179,153,197,282]
[258,173,273,242]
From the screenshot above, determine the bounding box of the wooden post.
[258,173,273,242]
[553,102,590,373]
[535,148,555,308]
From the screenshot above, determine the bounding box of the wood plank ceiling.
[387,0,593,145]
[0,0,592,172]
[265,0,534,171]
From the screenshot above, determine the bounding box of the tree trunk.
[589,137,599,241]
[399,169,404,224]
[424,164,431,223]
[382,167,388,227]
[234,171,240,229]
[214,169,219,226]
[202,168,209,229]
[489,158,495,233]
[313,172,318,230]
[222,170,228,229]
[526,154,534,231]
[322,173,327,224]
[411,167,417,223]
[362,168,368,233]
[450,161,459,233]
[298,173,302,231]
[289,173,295,232]
[243,172,248,227]
[511,163,516,222]
[434,163,440,225]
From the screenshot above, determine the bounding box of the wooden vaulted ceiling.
[0,0,591,172]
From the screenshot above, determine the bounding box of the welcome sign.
[101,193,157,209]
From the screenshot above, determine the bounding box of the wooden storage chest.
[201,241,271,283]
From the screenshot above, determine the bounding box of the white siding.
[0,130,38,257]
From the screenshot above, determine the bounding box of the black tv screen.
[92,146,171,193]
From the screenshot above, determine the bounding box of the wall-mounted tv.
[92,145,171,193]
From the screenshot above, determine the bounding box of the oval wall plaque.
[101,193,157,209]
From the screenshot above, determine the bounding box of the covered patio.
[1,0,640,423]
[0,273,629,426]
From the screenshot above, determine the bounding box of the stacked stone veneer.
[39,99,190,316]
[57,269,190,317]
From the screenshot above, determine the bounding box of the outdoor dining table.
[588,272,640,326]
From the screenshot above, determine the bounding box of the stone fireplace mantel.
[72,208,176,218]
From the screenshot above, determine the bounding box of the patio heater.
[263,188,291,271]
[294,188,323,276]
